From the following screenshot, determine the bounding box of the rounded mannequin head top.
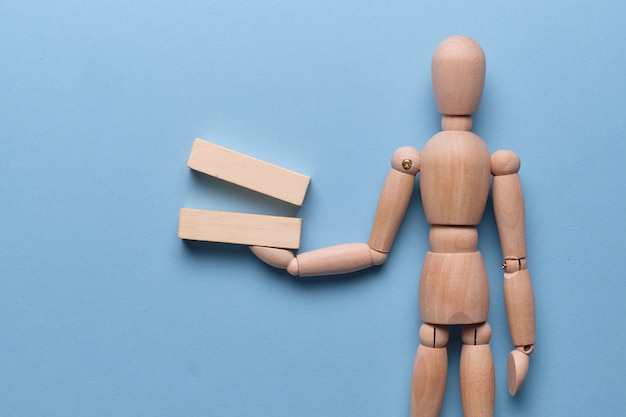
[432,35,486,116]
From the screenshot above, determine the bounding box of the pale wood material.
[492,150,535,398]
[419,251,489,325]
[368,146,419,253]
[293,243,380,277]
[259,146,419,276]
[411,324,449,417]
[241,36,536,411]
[418,323,449,348]
[178,208,301,249]
[504,269,536,346]
[390,146,421,174]
[432,35,485,116]
[461,322,492,345]
[368,168,417,253]
[410,345,448,417]
[507,349,530,396]
[492,172,527,259]
[249,246,295,269]
[503,257,527,273]
[187,138,310,206]
[491,149,521,176]
[420,131,491,226]
[460,344,495,417]
[428,225,478,253]
[441,115,472,131]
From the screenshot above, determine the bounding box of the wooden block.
[187,138,310,206]
[178,208,301,249]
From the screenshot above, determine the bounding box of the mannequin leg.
[460,322,495,417]
[410,323,448,417]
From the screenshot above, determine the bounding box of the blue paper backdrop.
[2,1,625,416]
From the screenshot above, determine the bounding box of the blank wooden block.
[187,138,310,206]
[178,208,301,249]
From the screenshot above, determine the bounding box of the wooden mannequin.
[250,35,536,416]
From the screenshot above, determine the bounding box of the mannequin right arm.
[251,146,420,277]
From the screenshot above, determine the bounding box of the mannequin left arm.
[491,150,536,396]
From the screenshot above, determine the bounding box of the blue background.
[2,1,624,416]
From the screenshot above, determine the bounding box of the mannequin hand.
[507,346,532,396]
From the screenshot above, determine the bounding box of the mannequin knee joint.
[461,322,492,345]
[419,323,449,348]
